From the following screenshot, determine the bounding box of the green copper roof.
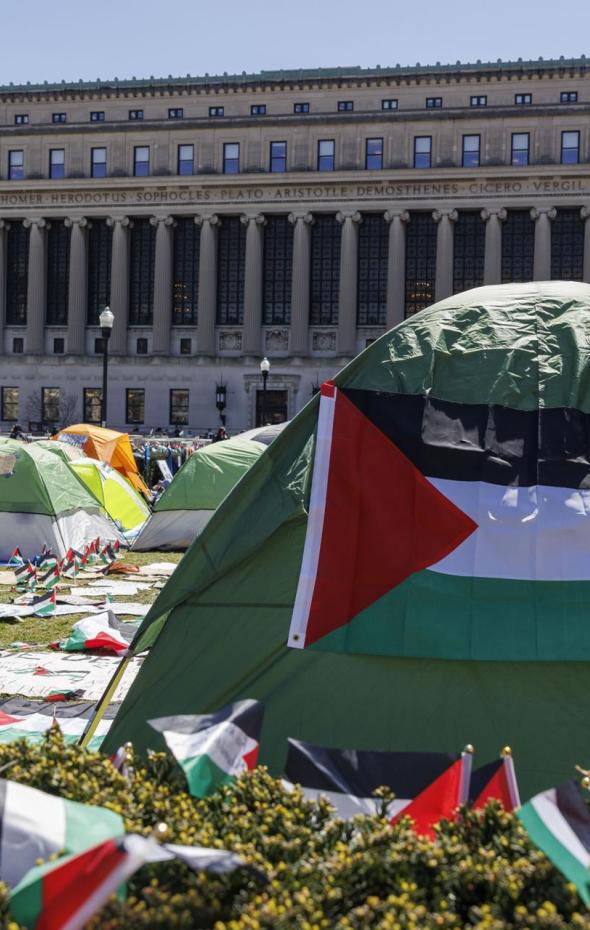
[0,56,588,96]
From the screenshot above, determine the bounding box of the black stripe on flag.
[150,700,264,742]
[0,697,120,720]
[285,739,458,797]
[342,388,590,489]
[468,759,503,802]
[555,781,590,853]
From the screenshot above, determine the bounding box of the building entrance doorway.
[256,389,287,426]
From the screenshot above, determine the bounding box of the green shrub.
[0,728,589,929]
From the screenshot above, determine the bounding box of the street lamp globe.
[99,307,115,332]
[260,357,271,375]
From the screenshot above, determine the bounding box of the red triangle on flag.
[242,745,259,772]
[390,757,465,840]
[300,389,478,647]
[472,757,519,811]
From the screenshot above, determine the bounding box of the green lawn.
[0,550,183,649]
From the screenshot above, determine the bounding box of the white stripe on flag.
[1,781,66,887]
[281,780,410,819]
[288,387,337,648]
[532,790,590,867]
[163,720,257,777]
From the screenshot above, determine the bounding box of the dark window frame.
[5,224,29,325]
[263,215,293,325]
[462,134,481,167]
[310,214,341,325]
[136,337,148,355]
[515,93,532,105]
[216,216,246,325]
[414,135,432,168]
[223,142,240,174]
[470,95,487,107]
[511,132,530,166]
[12,338,24,354]
[52,112,67,123]
[561,130,580,164]
[83,387,102,424]
[405,212,437,317]
[46,220,70,325]
[357,213,388,326]
[453,211,486,293]
[502,210,535,282]
[426,97,443,109]
[180,337,192,355]
[90,111,105,122]
[293,102,310,113]
[42,387,61,424]
[87,220,112,325]
[133,145,150,177]
[91,146,107,178]
[126,388,145,425]
[53,337,65,354]
[560,91,578,104]
[49,148,65,180]
[337,100,354,112]
[317,139,335,172]
[381,98,398,110]
[168,107,184,119]
[128,109,144,121]
[177,143,194,176]
[173,217,200,325]
[169,388,189,425]
[1,387,18,422]
[251,104,267,115]
[129,218,155,325]
[209,106,224,117]
[8,149,24,180]
[269,140,287,173]
[365,137,383,170]
[14,114,29,125]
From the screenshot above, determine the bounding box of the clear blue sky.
[1,0,589,85]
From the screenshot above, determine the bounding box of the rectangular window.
[216,216,246,324]
[382,99,398,110]
[14,114,29,125]
[223,142,240,174]
[414,136,432,168]
[263,215,293,324]
[8,150,24,180]
[470,95,487,107]
[49,148,65,179]
[180,337,192,355]
[511,132,530,166]
[126,389,144,425]
[90,111,105,122]
[357,213,388,326]
[42,387,60,424]
[294,102,310,113]
[310,214,341,325]
[129,109,144,120]
[87,220,112,325]
[270,141,287,173]
[52,112,67,123]
[561,130,580,164]
[251,104,267,115]
[317,139,335,171]
[136,337,148,355]
[53,337,64,354]
[502,210,534,282]
[453,211,486,293]
[365,138,383,170]
[133,146,150,177]
[91,147,107,178]
[1,387,18,422]
[170,389,189,425]
[426,97,442,109]
[168,107,184,119]
[209,106,224,117]
[94,337,104,354]
[83,388,102,424]
[12,338,24,354]
[6,224,29,326]
[551,208,584,280]
[515,93,532,105]
[337,101,354,111]
[561,91,578,103]
[462,134,480,167]
[129,218,155,325]
[46,221,70,325]
[405,212,437,316]
[173,218,200,325]
[177,144,194,176]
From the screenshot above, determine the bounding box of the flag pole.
[78,654,130,749]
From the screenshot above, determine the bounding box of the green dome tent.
[0,440,124,560]
[133,425,286,551]
[35,439,87,464]
[104,282,590,799]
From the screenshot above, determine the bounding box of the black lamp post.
[215,383,227,426]
[99,307,114,428]
[259,357,270,425]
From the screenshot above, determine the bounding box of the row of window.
[0,385,187,426]
[8,90,582,127]
[3,129,584,182]
[2,209,585,331]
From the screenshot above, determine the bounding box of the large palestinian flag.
[103,283,590,797]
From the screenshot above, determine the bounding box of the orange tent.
[54,424,150,498]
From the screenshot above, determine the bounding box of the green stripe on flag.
[181,753,234,798]
[9,859,45,929]
[518,803,590,905]
[63,798,124,855]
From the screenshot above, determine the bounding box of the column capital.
[432,209,458,223]
[149,214,175,228]
[530,207,557,221]
[64,216,89,229]
[23,217,47,229]
[0,219,10,231]
[288,211,314,225]
[194,213,219,227]
[106,215,131,228]
[336,210,363,225]
[581,206,590,221]
[240,212,266,226]
[384,209,410,224]
[480,207,507,222]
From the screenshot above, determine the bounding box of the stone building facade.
[0,57,589,431]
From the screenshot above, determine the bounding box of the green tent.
[133,425,285,550]
[0,440,124,560]
[35,439,87,464]
[104,282,590,799]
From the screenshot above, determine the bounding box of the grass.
[0,550,183,649]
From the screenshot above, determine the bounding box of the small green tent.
[0,440,124,559]
[133,425,285,551]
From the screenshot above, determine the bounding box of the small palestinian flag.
[0,697,117,750]
[60,610,135,654]
[470,750,520,811]
[61,556,78,579]
[39,565,60,590]
[37,552,57,571]
[15,562,36,591]
[149,700,264,798]
[112,539,120,554]
[390,750,472,840]
[0,777,124,889]
[284,739,461,819]
[9,834,252,930]
[8,548,24,566]
[32,590,56,618]
[99,544,116,565]
[518,780,590,904]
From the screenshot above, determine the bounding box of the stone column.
[65,216,89,355]
[288,212,314,356]
[0,220,8,356]
[384,210,409,327]
[481,208,507,285]
[531,207,556,281]
[106,216,131,355]
[336,211,362,356]
[581,207,590,284]
[432,209,457,302]
[24,218,48,355]
[150,214,175,355]
[195,214,219,356]
[241,213,266,357]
